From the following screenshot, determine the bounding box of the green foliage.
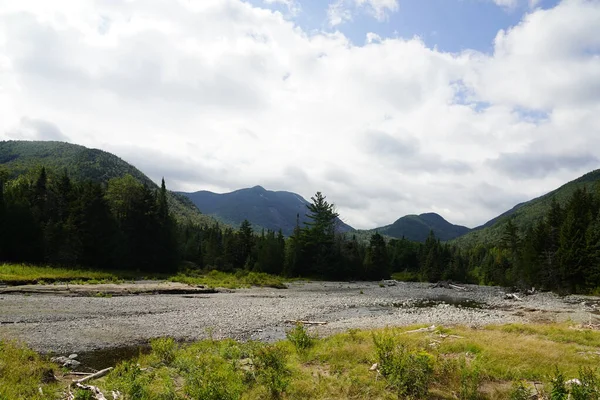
[372,330,434,399]
[253,345,291,398]
[459,357,481,400]
[509,380,532,400]
[571,367,600,400]
[183,354,243,400]
[0,340,61,400]
[0,140,217,226]
[73,389,95,400]
[551,367,569,400]
[150,337,177,365]
[286,323,314,353]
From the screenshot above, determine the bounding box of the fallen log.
[504,293,523,301]
[402,325,436,334]
[284,320,327,325]
[74,383,108,400]
[74,367,113,384]
[431,281,467,291]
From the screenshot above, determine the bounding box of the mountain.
[179,186,354,236]
[370,213,470,242]
[0,140,217,226]
[453,169,600,247]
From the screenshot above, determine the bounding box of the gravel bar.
[0,281,598,354]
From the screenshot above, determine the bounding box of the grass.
[391,271,420,282]
[0,341,62,400]
[169,269,287,289]
[3,322,600,399]
[0,263,129,285]
[0,263,287,289]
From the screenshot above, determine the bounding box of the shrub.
[571,367,599,400]
[183,353,243,400]
[286,323,314,353]
[253,345,291,398]
[151,337,177,365]
[551,367,568,400]
[372,330,434,399]
[106,361,151,399]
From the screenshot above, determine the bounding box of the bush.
[151,337,177,365]
[571,367,599,400]
[253,345,291,398]
[286,323,314,353]
[106,361,152,399]
[372,330,434,399]
[551,367,568,400]
[183,354,243,400]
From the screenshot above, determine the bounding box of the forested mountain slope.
[370,212,470,242]
[179,186,354,236]
[453,169,600,247]
[0,140,217,226]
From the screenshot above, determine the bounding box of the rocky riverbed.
[0,281,598,356]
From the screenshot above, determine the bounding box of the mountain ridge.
[366,212,471,242]
[0,140,218,226]
[179,186,354,236]
[453,169,600,246]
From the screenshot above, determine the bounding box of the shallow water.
[76,344,150,371]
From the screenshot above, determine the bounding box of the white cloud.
[328,0,399,26]
[492,0,541,9]
[263,0,301,16]
[0,0,599,229]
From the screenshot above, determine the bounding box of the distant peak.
[251,185,266,191]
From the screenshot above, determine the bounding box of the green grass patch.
[0,263,130,285]
[391,271,420,282]
[0,341,62,400]
[169,269,287,289]
[3,323,600,399]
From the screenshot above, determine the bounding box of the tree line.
[1,166,600,294]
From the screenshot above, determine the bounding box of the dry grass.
[2,322,600,399]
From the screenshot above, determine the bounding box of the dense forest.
[1,165,600,294]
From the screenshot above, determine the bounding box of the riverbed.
[0,281,597,358]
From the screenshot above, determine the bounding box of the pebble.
[0,281,597,354]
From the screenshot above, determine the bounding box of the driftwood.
[284,320,327,325]
[74,367,113,384]
[431,281,466,291]
[74,383,108,400]
[402,325,436,334]
[504,293,523,301]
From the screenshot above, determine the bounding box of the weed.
[183,354,243,400]
[286,323,314,353]
[73,389,94,400]
[253,345,291,398]
[150,337,177,365]
[509,380,532,400]
[551,367,568,400]
[372,330,434,399]
[571,367,599,400]
[459,356,481,400]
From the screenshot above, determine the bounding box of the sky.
[1,0,599,230]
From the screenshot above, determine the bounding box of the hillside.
[368,213,470,242]
[0,140,217,226]
[179,186,354,235]
[453,169,600,247]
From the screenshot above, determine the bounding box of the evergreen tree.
[364,232,390,280]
